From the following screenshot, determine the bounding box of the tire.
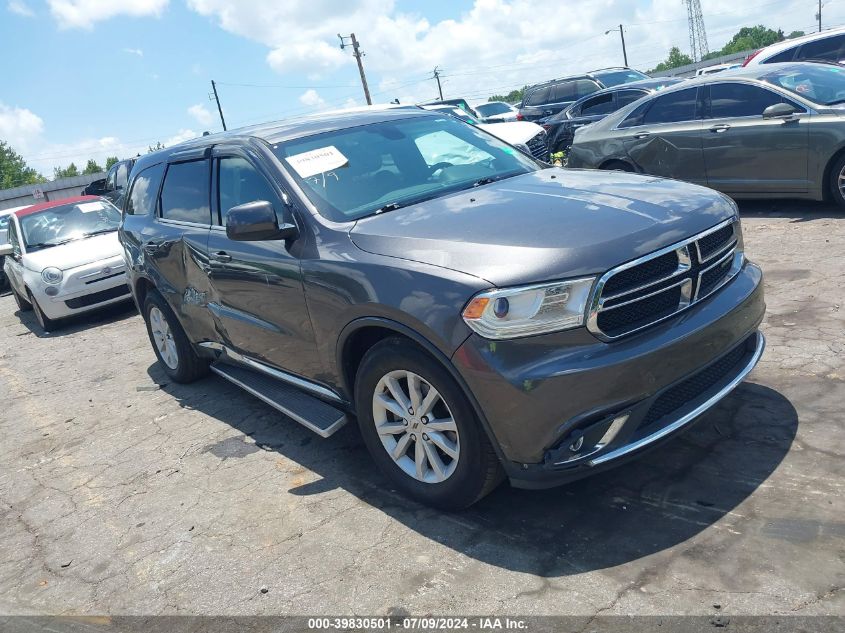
[143,289,209,383]
[601,160,634,172]
[29,292,59,332]
[354,337,504,510]
[828,153,845,208]
[12,286,32,312]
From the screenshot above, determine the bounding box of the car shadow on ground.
[737,199,842,222]
[13,299,138,338]
[149,362,798,576]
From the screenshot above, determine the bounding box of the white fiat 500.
[0,195,131,331]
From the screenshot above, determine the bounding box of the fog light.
[45,286,58,296]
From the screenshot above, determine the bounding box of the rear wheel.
[29,292,58,332]
[828,153,845,208]
[143,290,209,383]
[355,338,503,510]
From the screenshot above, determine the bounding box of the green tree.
[83,159,103,175]
[489,86,526,104]
[787,30,805,39]
[105,156,119,169]
[650,47,694,73]
[0,141,46,189]
[53,162,80,179]
[720,25,784,55]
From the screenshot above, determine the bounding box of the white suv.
[743,27,845,66]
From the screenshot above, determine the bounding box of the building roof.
[15,195,101,218]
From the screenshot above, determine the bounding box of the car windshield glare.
[20,200,121,250]
[764,64,845,104]
[271,115,540,222]
[594,69,649,87]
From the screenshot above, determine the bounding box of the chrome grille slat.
[587,219,742,341]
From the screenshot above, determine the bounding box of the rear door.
[619,86,707,184]
[204,146,321,378]
[701,81,809,194]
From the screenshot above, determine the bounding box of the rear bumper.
[452,261,765,484]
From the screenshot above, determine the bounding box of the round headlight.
[41,267,63,284]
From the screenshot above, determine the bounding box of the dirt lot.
[0,201,843,618]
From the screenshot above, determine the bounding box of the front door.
[205,149,321,380]
[701,82,810,194]
[4,217,25,296]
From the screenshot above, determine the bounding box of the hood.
[23,231,122,272]
[477,121,543,145]
[350,169,737,287]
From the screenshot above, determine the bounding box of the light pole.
[605,24,628,67]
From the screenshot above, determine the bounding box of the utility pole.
[210,80,227,131]
[338,33,372,105]
[433,66,444,100]
[605,25,628,67]
[818,0,823,32]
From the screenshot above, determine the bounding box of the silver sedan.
[567,62,845,206]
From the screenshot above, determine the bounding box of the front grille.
[588,220,741,340]
[65,284,130,309]
[639,334,754,431]
[526,131,549,161]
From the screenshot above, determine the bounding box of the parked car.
[421,104,549,161]
[0,196,131,331]
[539,78,684,154]
[568,62,845,206]
[518,67,650,121]
[475,101,519,123]
[0,205,30,289]
[743,26,845,66]
[696,63,741,76]
[82,158,136,206]
[119,108,764,509]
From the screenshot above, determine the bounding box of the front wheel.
[355,338,503,510]
[143,290,209,383]
[12,286,32,312]
[828,153,845,208]
[29,292,58,332]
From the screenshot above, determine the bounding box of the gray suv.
[119,109,765,509]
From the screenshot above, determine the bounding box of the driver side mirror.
[86,178,107,194]
[225,200,298,242]
[0,243,12,257]
[763,103,799,119]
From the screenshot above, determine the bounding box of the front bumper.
[31,255,131,320]
[452,261,765,486]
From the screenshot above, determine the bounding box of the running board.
[210,362,348,438]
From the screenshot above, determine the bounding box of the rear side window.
[551,79,600,102]
[524,87,550,106]
[766,47,797,63]
[125,162,165,216]
[159,160,211,224]
[217,157,281,224]
[796,34,845,62]
[617,89,647,108]
[580,92,615,116]
[619,100,652,128]
[642,88,698,125]
[708,83,786,118]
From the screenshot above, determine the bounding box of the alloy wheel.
[371,370,460,484]
[149,306,179,370]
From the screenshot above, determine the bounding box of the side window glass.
[525,87,550,106]
[708,83,784,118]
[797,34,845,61]
[217,157,281,224]
[619,100,652,128]
[8,220,21,255]
[116,162,129,189]
[642,88,698,125]
[580,92,615,116]
[105,167,117,191]
[159,160,211,224]
[617,89,646,108]
[126,163,166,216]
[767,47,797,63]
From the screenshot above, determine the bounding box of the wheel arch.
[599,158,636,172]
[820,144,845,202]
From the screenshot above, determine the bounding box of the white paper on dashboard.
[77,202,106,213]
[285,146,349,178]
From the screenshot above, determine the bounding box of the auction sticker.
[285,146,349,178]
[77,202,107,212]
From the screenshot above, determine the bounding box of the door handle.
[210,251,232,263]
[710,124,731,133]
[633,131,650,140]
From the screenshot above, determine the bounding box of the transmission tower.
[684,0,709,62]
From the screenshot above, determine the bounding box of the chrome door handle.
[633,131,650,139]
[710,124,731,133]
[210,251,232,263]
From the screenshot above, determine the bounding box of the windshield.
[763,64,845,104]
[272,115,540,222]
[20,199,121,251]
[476,102,512,116]
[594,69,649,87]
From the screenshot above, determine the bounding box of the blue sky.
[2,0,844,176]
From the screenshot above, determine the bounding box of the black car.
[518,67,650,121]
[82,158,136,206]
[119,108,764,509]
[540,78,684,154]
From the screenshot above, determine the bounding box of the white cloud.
[188,103,214,127]
[0,102,44,153]
[163,129,199,146]
[48,0,168,29]
[298,89,326,108]
[122,47,144,57]
[7,0,35,17]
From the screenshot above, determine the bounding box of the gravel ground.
[0,200,842,618]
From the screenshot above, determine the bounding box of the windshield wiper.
[26,238,76,250]
[83,228,118,237]
[373,202,404,215]
[472,176,498,187]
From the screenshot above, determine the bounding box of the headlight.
[41,267,63,284]
[462,277,596,339]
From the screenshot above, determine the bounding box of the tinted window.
[708,83,785,118]
[551,79,600,102]
[218,157,281,224]
[617,89,647,108]
[642,88,698,124]
[796,34,845,62]
[476,103,512,116]
[105,166,117,191]
[525,87,550,106]
[593,68,650,87]
[767,47,797,63]
[116,162,129,189]
[619,100,652,128]
[126,163,165,216]
[580,92,615,116]
[159,160,211,224]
